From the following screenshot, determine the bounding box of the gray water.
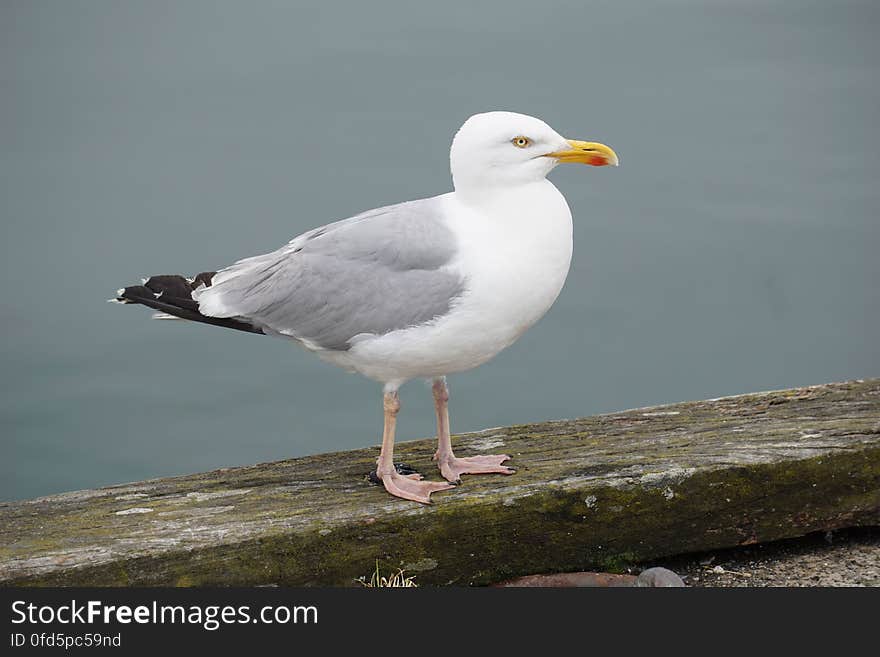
[2,1,878,502]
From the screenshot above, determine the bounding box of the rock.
[635,567,685,587]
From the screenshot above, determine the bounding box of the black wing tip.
[114,271,216,302]
[111,272,263,336]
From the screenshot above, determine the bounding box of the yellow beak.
[545,140,619,167]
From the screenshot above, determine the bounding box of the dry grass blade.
[357,562,418,588]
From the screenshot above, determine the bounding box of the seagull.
[113,111,618,504]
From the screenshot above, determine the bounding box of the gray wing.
[193,196,465,351]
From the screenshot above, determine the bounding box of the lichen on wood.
[1,380,878,586]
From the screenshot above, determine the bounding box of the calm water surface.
[2,1,878,500]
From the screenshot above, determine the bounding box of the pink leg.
[432,377,515,483]
[376,390,455,504]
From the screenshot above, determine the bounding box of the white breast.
[328,181,574,386]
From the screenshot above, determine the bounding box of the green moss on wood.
[1,380,879,586]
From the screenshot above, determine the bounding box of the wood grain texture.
[1,380,878,586]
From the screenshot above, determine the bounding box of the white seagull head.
[449,111,618,197]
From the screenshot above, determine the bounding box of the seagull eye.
[511,136,531,148]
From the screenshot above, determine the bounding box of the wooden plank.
[1,380,878,586]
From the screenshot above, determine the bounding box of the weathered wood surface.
[1,380,878,586]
